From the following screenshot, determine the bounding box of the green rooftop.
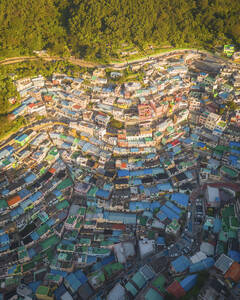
[56,199,69,210]
[36,223,49,237]
[87,186,98,197]
[46,273,61,282]
[216,241,225,255]
[139,216,147,226]
[79,238,91,245]
[41,235,60,250]
[219,230,228,243]
[228,230,237,238]
[57,242,75,252]
[66,216,77,225]
[22,261,35,272]
[230,216,240,230]
[101,240,114,247]
[0,199,8,209]
[38,211,49,223]
[167,126,174,133]
[78,207,86,216]
[104,262,124,277]
[222,206,235,218]
[58,252,73,261]
[92,247,110,255]
[221,166,238,178]
[5,276,21,287]
[167,219,180,231]
[49,147,58,156]
[152,275,166,293]
[56,177,73,191]
[36,285,49,296]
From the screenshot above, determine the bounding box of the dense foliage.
[0,0,240,60]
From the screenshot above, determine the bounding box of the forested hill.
[0,0,240,60]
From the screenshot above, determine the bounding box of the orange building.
[224,262,240,282]
[48,168,56,174]
[7,195,21,208]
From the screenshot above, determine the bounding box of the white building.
[205,186,221,208]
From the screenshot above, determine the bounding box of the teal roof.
[125,282,138,296]
[145,288,163,300]
[132,271,146,289]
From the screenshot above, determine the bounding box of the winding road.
[0,49,211,70]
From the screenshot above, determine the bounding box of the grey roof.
[140,264,156,281]
[215,254,234,274]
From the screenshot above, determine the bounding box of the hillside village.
[0,50,240,299]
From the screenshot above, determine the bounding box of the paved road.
[0,49,215,70]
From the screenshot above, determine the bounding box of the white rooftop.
[190,251,207,264]
[200,242,215,256]
[139,239,155,259]
[107,283,126,300]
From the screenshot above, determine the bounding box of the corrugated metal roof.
[171,255,191,273]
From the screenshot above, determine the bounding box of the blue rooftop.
[171,193,189,208]
[65,273,82,292]
[74,269,88,284]
[96,189,110,200]
[171,255,191,272]
[15,133,28,142]
[156,237,165,245]
[129,201,150,211]
[160,205,180,221]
